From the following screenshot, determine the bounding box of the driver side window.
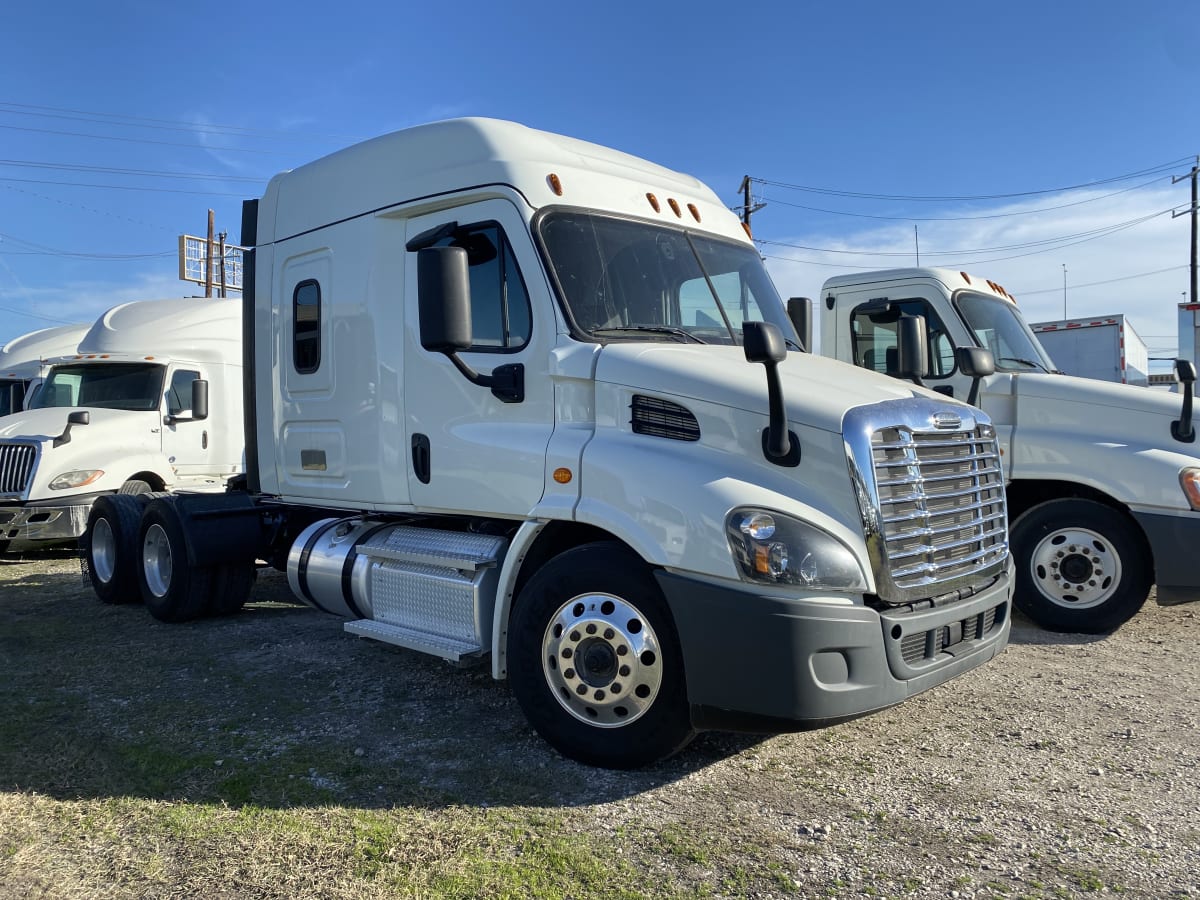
[850,299,955,378]
[431,223,531,351]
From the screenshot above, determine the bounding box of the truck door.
[160,366,209,477]
[403,200,555,516]
[847,296,965,396]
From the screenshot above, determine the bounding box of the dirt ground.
[1,549,1198,899]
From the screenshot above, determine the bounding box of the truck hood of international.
[594,344,954,435]
[0,406,160,450]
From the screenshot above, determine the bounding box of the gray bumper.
[656,562,1013,733]
[1133,509,1200,605]
[0,496,98,544]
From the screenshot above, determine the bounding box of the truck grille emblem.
[932,412,962,430]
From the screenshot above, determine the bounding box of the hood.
[1009,371,1183,415]
[594,344,952,434]
[0,406,160,447]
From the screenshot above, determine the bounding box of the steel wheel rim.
[1029,526,1122,610]
[91,517,116,584]
[143,523,173,599]
[542,592,662,728]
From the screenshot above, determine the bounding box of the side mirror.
[415,245,523,403]
[786,297,811,352]
[191,379,209,422]
[955,347,995,407]
[54,410,90,448]
[418,246,473,353]
[1172,359,1196,443]
[743,322,799,466]
[896,315,929,387]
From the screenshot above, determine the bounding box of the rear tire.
[138,498,212,623]
[1011,498,1150,634]
[508,542,694,769]
[118,479,153,496]
[85,494,145,604]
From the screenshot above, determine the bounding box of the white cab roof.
[65,298,243,364]
[0,323,90,373]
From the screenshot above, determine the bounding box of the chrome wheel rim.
[143,523,173,599]
[542,592,662,728]
[91,517,116,584]
[1029,526,1122,610]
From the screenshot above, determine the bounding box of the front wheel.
[508,542,694,769]
[1011,498,1151,634]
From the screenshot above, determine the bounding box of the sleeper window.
[294,280,321,373]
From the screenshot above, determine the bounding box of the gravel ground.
[1,549,1198,899]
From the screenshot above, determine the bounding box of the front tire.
[508,542,694,768]
[85,494,145,604]
[138,498,212,623]
[1011,498,1150,634]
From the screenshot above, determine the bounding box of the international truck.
[814,267,1199,634]
[83,118,1014,768]
[0,299,243,560]
[1029,314,1149,386]
[0,322,90,417]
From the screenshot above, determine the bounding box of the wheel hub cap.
[1030,527,1122,610]
[92,517,116,584]
[541,592,662,728]
[142,523,174,599]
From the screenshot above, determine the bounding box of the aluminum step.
[344,618,484,663]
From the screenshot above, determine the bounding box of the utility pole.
[738,176,766,233]
[1172,156,1198,304]
[204,209,215,299]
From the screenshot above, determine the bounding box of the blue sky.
[3,0,1198,368]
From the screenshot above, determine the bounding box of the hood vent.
[631,395,700,442]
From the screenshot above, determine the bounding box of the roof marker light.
[548,173,563,196]
[646,193,660,213]
[667,198,682,218]
[687,203,701,222]
[742,222,753,240]
[960,272,971,284]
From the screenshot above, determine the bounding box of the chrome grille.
[0,442,38,496]
[871,425,1007,594]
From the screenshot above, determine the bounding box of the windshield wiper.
[998,356,1048,372]
[592,326,708,344]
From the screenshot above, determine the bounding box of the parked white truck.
[84,119,1013,768]
[0,323,90,417]
[0,299,243,561]
[813,267,1199,634]
[1180,300,1200,368]
[1030,314,1149,386]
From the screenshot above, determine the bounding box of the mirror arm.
[445,352,524,404]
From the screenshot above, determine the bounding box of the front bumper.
[1133,509,1200,605]
[0,493,103,545]
[656,561,1013,733]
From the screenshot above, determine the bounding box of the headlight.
[49,470,104,490]
[1182,468,1200,511]
[726,508,868,591]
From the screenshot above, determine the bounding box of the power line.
[0,176,247,197]
[0,159,266,183]
[752,157,1194,203]
[0,232,175,260]
[0,123,292,156]
[1011,265,1189,296]
[0,302,76,325]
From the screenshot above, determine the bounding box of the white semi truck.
[0,299,244,561]
[0,323,90,417]
[813,267,1199,634]
[1030,314,1149,387]
[84,119,1013,768]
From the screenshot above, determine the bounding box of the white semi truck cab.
[0,323,90,417]
[84,120,1014,768]
[818,267,1200,633]
[0,299,243,554]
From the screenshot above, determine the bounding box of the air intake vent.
[630,395,700,442]
[0,442,38,496]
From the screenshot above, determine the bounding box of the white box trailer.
[0,323,90,417]
[83,119,1013,769]
[1030,315,1149,386]
[0,299,243,555]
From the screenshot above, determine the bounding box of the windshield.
[538,212,796,347]
[955,292,1056,372]
[32,363,166,411]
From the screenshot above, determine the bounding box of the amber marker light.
[667,198,682,217]
[960,272,971,284]
[553,467,573,484]
[742,222,753,239]
[548,173,563,196]
[687,203,701,222]
[646,193,660,213]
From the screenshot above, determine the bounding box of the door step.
[344,618,483,663]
